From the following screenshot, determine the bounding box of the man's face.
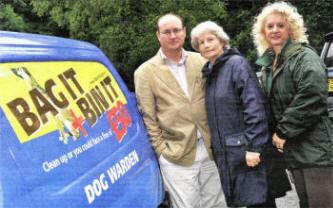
[156,15,186,53]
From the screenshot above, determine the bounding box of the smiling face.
[264,12,291,54]
[156,15,186,54]
[198,31,224,63]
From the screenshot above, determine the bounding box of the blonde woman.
[253,1,333,208]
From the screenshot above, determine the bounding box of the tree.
[0,0,28,31]
[30,0,229,90]
[2,0,332,90]
[224,0,333,67]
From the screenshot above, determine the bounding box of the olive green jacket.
[256,40,333,169]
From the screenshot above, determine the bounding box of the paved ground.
[229,183,300,208]
[276,182,300,208]
[159,171,300,208]
[234,182,300,208]
[224,169,301,208]
[229,170,300,208]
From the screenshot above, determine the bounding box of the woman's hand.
[272,133,286,153]
[246,151,261,167]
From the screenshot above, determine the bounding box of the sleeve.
[235,57,270,153]
[134,66,167,158]
[276,51,328,139]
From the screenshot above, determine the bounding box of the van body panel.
[0,31,163,207]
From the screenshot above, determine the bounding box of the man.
[134,13,225,208]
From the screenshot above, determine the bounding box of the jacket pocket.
[225,133,249,171]
[224,133,268,206]
[225,133,249,147]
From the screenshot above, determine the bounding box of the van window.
[324,42,333,68]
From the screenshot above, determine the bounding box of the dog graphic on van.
[11,66,80,144]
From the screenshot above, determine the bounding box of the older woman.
[252,1,333,208]
[191,21,290,207]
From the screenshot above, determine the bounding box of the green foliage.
[2,0,332,90]
[0,2,27,31]
[28,0,230,90]
[290,0,333,52]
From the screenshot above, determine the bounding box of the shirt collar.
[159,48,188,65]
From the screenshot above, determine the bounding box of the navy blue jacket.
[203,48,289,206]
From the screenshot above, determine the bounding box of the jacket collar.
[256,39,306,97]
[159,48,188,65]
[150,50,197,100]
[274,40,305,78]
[255,48,274,68]
[256,39,305,77]
[202,47,240,78]
[256,39,294,68]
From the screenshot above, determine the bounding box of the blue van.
[0,31,163,207]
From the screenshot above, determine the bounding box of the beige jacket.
[134,51,213,166]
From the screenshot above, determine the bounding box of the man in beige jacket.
[134,13,225,208]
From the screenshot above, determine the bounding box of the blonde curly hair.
[252,1,309,56]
